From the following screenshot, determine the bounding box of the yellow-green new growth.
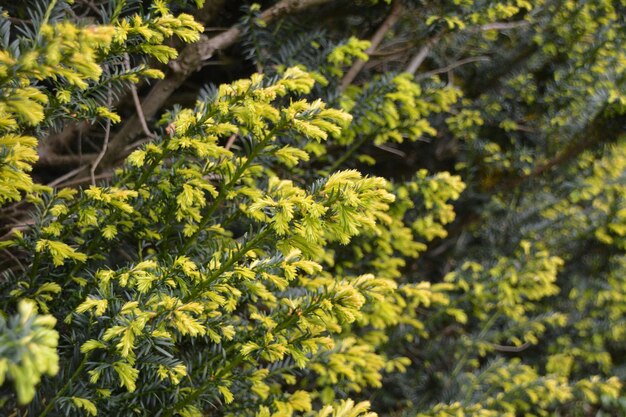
[0,301,59,404]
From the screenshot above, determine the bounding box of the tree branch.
[339,0,404,91]
[44,120,91,152]
[491,342,531,353]
[501,106,624,190]
[479,20,530,31]
[42,0,229,164]
[124,53,155,139]
[58,171,115,188]
[91,118,111,185]
[415,56,490,80]
[37,152,98,166]
[103,0,333,167]
[47,166,90,187]
[192,0,227,25]
[91,88,113,185]
[404,31,446,75]
[405,20,528,76]
[405,44,430,75]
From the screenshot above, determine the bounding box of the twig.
[224,134,237,150]
[406,33,446,76]
[491,341,531,353]
[340,0,404,91]
[47,165,89,187]
[405,44,431,75]
[405,20,528,75]
[91,88,113,185]
[124,53,155,139]
[60,171,115,188]
[37,151,98,167]
[375,143,405,157]
[447,69,454,85]
[45,121,91,153]
[8,17,31,24]
[2,249,26,272]
[0,220,36,242]
[511,124,538,133]
[36,0,57,42]
[369,44,413,57]
[479,20,530,31]
[124,138,153,152]
[415,56,490,80]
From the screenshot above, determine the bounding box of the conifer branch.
[504,107,623,190]
[181,128,278,253]
[104,0,333,166]
[37,355,88,417]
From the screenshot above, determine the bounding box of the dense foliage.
[0,0,624,416]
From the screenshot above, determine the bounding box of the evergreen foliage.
[0,0,624,416]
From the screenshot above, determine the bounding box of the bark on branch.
[103,0,333,167]
[339,0,404,91]
[405,43,431,75]
[37,152,98,167]
[415,56,490,80]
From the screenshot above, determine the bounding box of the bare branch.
[58,171,115,188]
[3,249,26,272]
[405,20,528,75]
[37,152,98,166]
[375,143,405,157]
[0,220,35,242]
[224,134,237,150]
[405,33,445,75]
[405,44,431,75]
[104,0,333,167]
[124,53,155,139]
[415,56,490,80]
[479,20,530,31]
[47,165,89,187]
[91,89,113,185]
[44,120,91,153]
[491,342,531,353]
[340,0,404,91]
[124,138,153,153]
